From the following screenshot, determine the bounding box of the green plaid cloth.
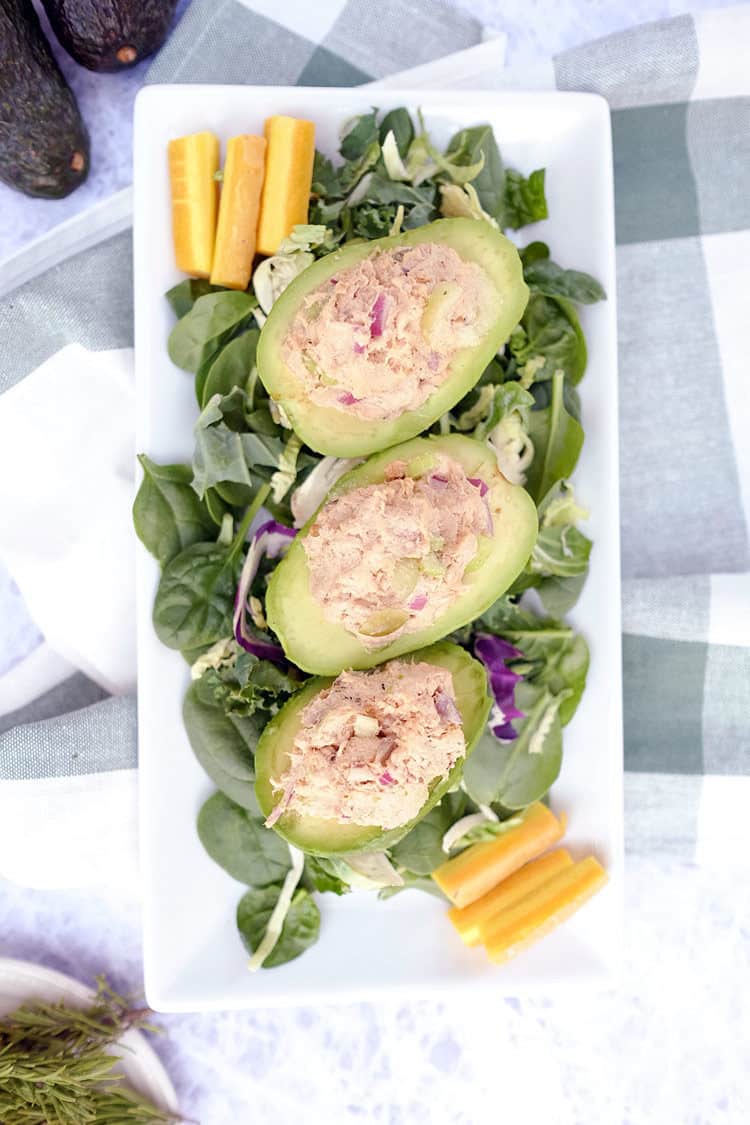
[0,0,748,876]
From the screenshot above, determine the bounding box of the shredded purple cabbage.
[474,633,525,740]
[233,520,296,664]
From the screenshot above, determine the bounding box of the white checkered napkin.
[0,3,748,888]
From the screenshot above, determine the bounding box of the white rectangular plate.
[134,85,622,1011]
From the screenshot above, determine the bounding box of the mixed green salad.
[134,106,605,970]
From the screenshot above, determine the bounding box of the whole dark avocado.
[0,0,89,199]
[41,0,179,72]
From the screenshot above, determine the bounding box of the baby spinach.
[535,572,589,618]
[463,682,564,809]
[304,855,351,896]
[340,108,379,160]
[311,150,342,198]
[200,330,259,407]
[133,455,214,567]
[444,124,505,221]
[378,107,415,156]
[166,278,223,318]
[198,792,291,887]
[378,873,448,901]
[153,541,239,651]
[168,291,257,375]
[524,258,606,304]
[389,792,467,875]
[511,294,587,386]
[192,392,284,501]
[476,599,589,726]
[502,168,548,229]
[183,683,260,810]
[236,886,320,968]
[525,371,584,502]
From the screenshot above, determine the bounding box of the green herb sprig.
[0,978,179,1124]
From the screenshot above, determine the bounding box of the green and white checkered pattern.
[0,0,748,869]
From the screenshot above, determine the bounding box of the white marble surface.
[2,857,747,1123]
[2,2,747,1123]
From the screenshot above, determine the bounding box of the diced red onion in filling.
[370,293,388,337]
[409,594,428,611]
[468,476,489,497]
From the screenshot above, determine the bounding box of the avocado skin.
[41,0,178,71]
[0,0,89,199]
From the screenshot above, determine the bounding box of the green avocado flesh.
[266,433,538,675]
[254,642,491,855]
[256,218,528,456]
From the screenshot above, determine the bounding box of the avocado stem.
[117,45,137,64]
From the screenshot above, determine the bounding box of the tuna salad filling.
[302,454,492,648]
[281,242,495,421]
[267,661,465,830]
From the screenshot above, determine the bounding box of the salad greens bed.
[134,107,605,969]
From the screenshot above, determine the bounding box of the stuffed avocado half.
[267,433,538,675]
[257,218,528,457]
[255,642,491,855]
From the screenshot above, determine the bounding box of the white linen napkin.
[0,344,136,695]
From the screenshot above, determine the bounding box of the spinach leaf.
[463,683,563,809]
[340,108,379,160]
[153,541,239,651]
[502,168,548,229]
[532,524,592,578]
[524,259,606,304]
[402,200,436,229]
[519,241,550,267]
[498,624,589,727]
[198,792,291,887]
[192,393,283,501]
[200,330,259,406]
[378,107,414,156]
[166,278,223,318]
[339,141,381,193]
[525,371,584,502]
[535,572,589,618]
[358,173,436,208]
[444,124,505,221]
[236,886,320,968]
[379,873,448,901]
[204,486,231,527]
[183,683,260,810]
[168,291,257,375]
[511,294,587,386]
[133,455,214,567]
[311,150,342,197]
[304,855,351,896]
[531,373,582,422]
[389,792,467,875]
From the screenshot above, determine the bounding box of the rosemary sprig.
[0,977,179,1124]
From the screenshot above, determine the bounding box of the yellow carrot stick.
[448,848,573,946]
[168,131,219,278]
[482,856,608,964]
[210,135,267,290]
[256,115,315,256]
[432,802,566,909]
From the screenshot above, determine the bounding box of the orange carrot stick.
[448,848,573,946]
[210,134,267,290]
[482,856,608,964]
[168,131,219,278]
[432,802,566,909]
